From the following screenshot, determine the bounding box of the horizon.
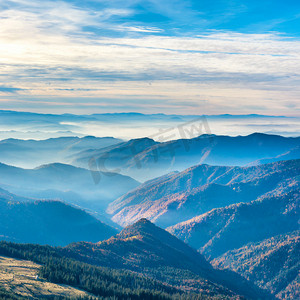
[1,108,298,118]
[1,109,300,141]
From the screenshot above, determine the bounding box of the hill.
[254,146,300,165]
[108,159,300,227]
[212,231,300,300]
[167,179,299,258]
[0,241,185,300]
[0,255,92,299]
[0,189,118,246]
[0,162,139,212]
[62,219,271,299]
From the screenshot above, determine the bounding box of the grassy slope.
[0,256,91,299]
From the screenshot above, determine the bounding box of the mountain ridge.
[108,159,300,227]
[0,161,140,213]
[73,133,300,181]
[167,179,299,258]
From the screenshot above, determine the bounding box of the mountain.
[72,137,160,180]
[62,219,272,299]
[65,218,210,271]
[212,231,300,300]
[0,242,182,300]
[0,162,139,212]
[108,159,300,227]
[2,109,299,141]
[0,189,118,246]
[73,133,300,181]
[254,146,300,165]
[167,178,299,259]
[0,135,122,168]
[0,187,30,202]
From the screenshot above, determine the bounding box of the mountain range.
[0,132,299,183]
[108,159,300,227]
[167,178,299,258]
[1,109,299,140]
[0,136,122,168]
[0,129,299,299]
[73,133,300,181]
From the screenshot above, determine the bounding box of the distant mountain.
[167,179,299,259]
[72,137,159,180]
[0,189,118,246]
[2,110,299,141]
[73,133,300,181]
[253,146,300,165]
[0,135,122,168]
[62,218,271,299]
[0,162,139,212]
[212,231,300,300]
[108,159,300,227]
[0,187,30,202]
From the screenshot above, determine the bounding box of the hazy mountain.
[0,135,122,168]
[108,159,300,227]
[72,137,160,179]
[0,187,31,202]
[212,231,300,300]
[0,189,118,246]
[0,162,139,212]
[73,133,300,181]
[167,179,299,259]
[2,109,299,141]
[253,146,300,165]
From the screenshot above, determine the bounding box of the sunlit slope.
[0,256,91,299]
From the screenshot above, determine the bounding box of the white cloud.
[115,25,164,33]
[0,0,299,115]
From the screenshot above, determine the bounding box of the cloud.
[115,25,163,33]
[0,86,23,93]
[0,0,300,115]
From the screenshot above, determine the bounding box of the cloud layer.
[0,0,300,115]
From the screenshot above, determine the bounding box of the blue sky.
[0,0,300,115]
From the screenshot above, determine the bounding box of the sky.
[0,0,300,116]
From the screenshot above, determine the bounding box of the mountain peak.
[34,162,79,171]
[135,218,151,225]
[118,218,160,239]
[114,218,212,269]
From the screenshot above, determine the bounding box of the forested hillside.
[212,231,300,299]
